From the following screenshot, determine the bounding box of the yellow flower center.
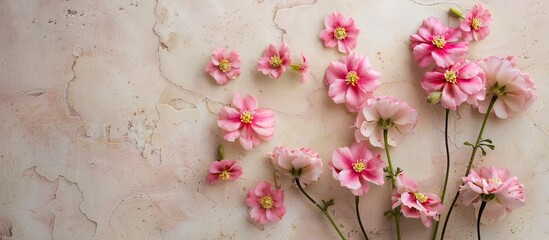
[259,196,274,209]
[489,177,502,184]
[218,59,231,73]
[218,170,230,180]
[352,162,365,173]
[471,18,483,30]
[444,70,457,84]
[414,192,428,203]
[240,111,253,124]
[334,27,347,40]
[345,71,360,86]
[269,55,282,68]
[431,35,446,48]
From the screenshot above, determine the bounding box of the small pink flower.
[410,17,469,68]
[319,12,360,53]
[206,159,243,184]
[217,93,275,150]
[354,96,418,148]
[391,173,444,228]
[459,166,525,224]
[267,147,323,187]
[257,43,291,79]
[475,56,536,119]
[205,48,241,85]
[245,181,286,224]
[324,52,381,112]
[290,53,308,84]
[329,142,385,196]
[421,60,486,109]
[459,4,492,41]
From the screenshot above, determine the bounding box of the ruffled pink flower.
[205,48,241,85]
[421,59,486,109]
[217,93,275,150]
[267,147,323,187]
[391,173,444,228]
[324,52,381,112]
[459,4,492,41]
[257,43,291,79]
[459,166,525,224]
[329,142,385,196]
[290,53,308,84]
[206,159,243,184]
[475,56,536,119]
[410,17,469,68]
[354,96,418,148]
[245,181,286,224]
[319,12,360,53]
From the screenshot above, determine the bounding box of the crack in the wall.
[409,0,464,9]
[272,0,319,42]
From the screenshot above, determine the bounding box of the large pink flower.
[329,142,385,196]
[459,166,525,224]
[410,17,469,68]
[217,93,275,150]
[319,12,360,53]
[245,181,286,224]
[267,147,323,187]
[206,159,243,184]
[354,96,418,148]
[391,173,444,228]
[421,60,486,109]
[459,4,492,41]
[205,48,241,85]
[324,52,381,112]
[257,43,291,79]
[475,56,536,119]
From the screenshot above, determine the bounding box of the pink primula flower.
[392,173,444,228]
[267,147,323,187]
[459,4,492,41]
[205,48,241,85]
[257,43,291,79]
[324,52,381,112]
[421,59,486,109]
[354,96,418,148]
[245,181,286,224]
[218,93,275,150]
[410,17,469,68]
[329,142,385,196]
[319,12,360,53]
[206,159,243,184]
[459,166,525,224]
[475,56,536,119]
[290,53,308,84]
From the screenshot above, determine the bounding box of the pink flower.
[421,60,486,109]
[354,96,418,148]
[475,56,536,119]
[329,142,385,196]
[459,166,525,224]
[391,173,444,228]
[324,52,381,112]
[206,159,243,184]
[267,147,323,187]
[245,181,286,224]
[257,43,291,79]
[410,17,469,68]
[290,53,308,84]
[217,93,275,150]
[205,48,241,85]
[319,12,360,53]
[459,4,492,41]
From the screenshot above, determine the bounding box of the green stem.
[383,129,401,240]
[355,196,369,240]
[431,109,451,240]
[440,96,497,240]
[295,178,346,240]
[477,201,487,240]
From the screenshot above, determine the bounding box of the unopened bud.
[449,7,465,19]
[427,91,442,104]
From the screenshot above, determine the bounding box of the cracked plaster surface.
[0,0,548,239]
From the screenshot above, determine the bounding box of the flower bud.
[427,91,442,104]
[216,145,224,161]
[449,7,465,19]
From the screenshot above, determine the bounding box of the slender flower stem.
[440,96,498,240]
[431,109,451,240]
[295,178,346,240]
[477,201,487,240]
[355,196,369,240]
[383,129,401,240]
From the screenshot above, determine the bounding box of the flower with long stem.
[383,129,402,240]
